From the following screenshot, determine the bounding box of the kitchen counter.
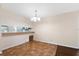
[0,31,34,36]
[0,31,34,52]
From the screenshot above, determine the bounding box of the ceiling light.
[31,10,40,22]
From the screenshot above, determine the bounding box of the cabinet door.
[29,35,33,42]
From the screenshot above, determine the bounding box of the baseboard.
[35,39,79,49]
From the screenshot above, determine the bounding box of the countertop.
[0,31,34,36]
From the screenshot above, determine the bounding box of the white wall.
[0,8,31,27]
[32,12,78,49]
[77,13,79,48]
[0,34,29,51]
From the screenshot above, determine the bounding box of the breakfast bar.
[0,31,34,52]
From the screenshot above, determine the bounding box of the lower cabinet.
[29,35,34,42]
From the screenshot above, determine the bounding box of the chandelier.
[31,10,40,22]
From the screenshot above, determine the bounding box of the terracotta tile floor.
[2,41,57,56]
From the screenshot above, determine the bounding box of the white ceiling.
[1,3,79,18]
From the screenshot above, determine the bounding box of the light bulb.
[37,17,40,21]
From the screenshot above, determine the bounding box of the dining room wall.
[32,11,78,49]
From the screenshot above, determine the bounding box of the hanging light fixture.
[31,10,40,22]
